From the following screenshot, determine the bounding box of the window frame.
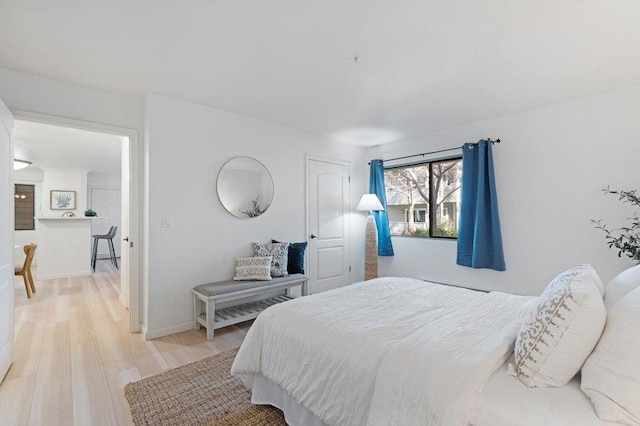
[14,183,36,231]
[413,208,427,223]
[384,155,462,240]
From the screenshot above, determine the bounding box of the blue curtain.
[369,160,394,256]
[456,140,505,271]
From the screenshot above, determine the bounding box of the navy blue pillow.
[272,240,307,275]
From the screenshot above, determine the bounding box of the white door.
[307,158,350,294]
[0,100,14,382]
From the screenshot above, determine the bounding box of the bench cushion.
[194,274,306,297]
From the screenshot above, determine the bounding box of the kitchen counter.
[36,217,96,278]
[36,216,102,220]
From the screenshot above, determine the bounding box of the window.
[384,158,462,238]
[413,208,427,223]
[15,184,35,231]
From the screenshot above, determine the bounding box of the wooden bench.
[192,274,308,340]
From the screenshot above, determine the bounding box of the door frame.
[12,109,142,333]
[305,155,352,289]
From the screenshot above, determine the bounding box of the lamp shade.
[14,159,32,170]
[356,194,384,211]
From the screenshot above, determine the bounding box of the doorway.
[12,111,141,332]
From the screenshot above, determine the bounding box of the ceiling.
[13,120,123,176]
[1,1,640,146]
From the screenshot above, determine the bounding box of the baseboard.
[143,321,193,341]
[37,270,92,280]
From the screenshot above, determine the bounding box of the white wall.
[0,67,143,132]
[144,94,367,338]
[41,168,88,217]
[371,86,640,296]
[87,173,121,189]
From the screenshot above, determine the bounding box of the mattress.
[471,360,614,426]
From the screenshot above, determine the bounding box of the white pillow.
[582,286,640,425]
[604,264,640,310]
[508,264,606,387]
[233,256,272,281]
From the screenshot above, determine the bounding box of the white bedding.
[471,361,615,426]
[231,277,535,425]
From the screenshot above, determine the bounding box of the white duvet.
[231,277,535,426]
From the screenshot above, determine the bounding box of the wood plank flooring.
[0,260,251,426]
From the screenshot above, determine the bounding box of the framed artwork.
[50,190,76,210]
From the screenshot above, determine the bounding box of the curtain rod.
[368,138,501,165]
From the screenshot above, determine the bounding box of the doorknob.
[310,234,318,239]
[123,237,129,241]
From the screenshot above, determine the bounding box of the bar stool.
[91,226,119,272]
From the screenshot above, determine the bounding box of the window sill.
[391,235,457,241]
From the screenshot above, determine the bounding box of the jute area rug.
[124,349,287,426]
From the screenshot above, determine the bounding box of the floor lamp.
[356,194,384,281]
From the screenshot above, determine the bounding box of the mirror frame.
[216,156,274,219]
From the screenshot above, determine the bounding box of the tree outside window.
[384,158,462,238]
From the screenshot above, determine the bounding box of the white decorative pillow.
[604,264,640,310]
[252,242,290,277]
[508,264,606,387]
[233,256,272,281]
[582,286,640,425]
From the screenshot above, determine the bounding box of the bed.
[231,276,618,426]
[471,362,610,425]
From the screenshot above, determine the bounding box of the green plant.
[239,195,268,218]
[410,228,430,237]
[591,187,640,262]
[435,219,458,238]
[84,208,97,217]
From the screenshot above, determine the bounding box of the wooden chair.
[15,243,37,298]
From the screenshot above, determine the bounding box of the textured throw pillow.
[272,239,307,275]
[582,286,640,425]
[252,242,290,277]
[603,265,640,310]
[233,256,272,281]
[508,264,606,387]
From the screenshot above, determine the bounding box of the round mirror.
[217,157,274,219]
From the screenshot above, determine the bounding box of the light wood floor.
[0,260,251,426]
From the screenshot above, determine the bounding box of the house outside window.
[384,158,462,238]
